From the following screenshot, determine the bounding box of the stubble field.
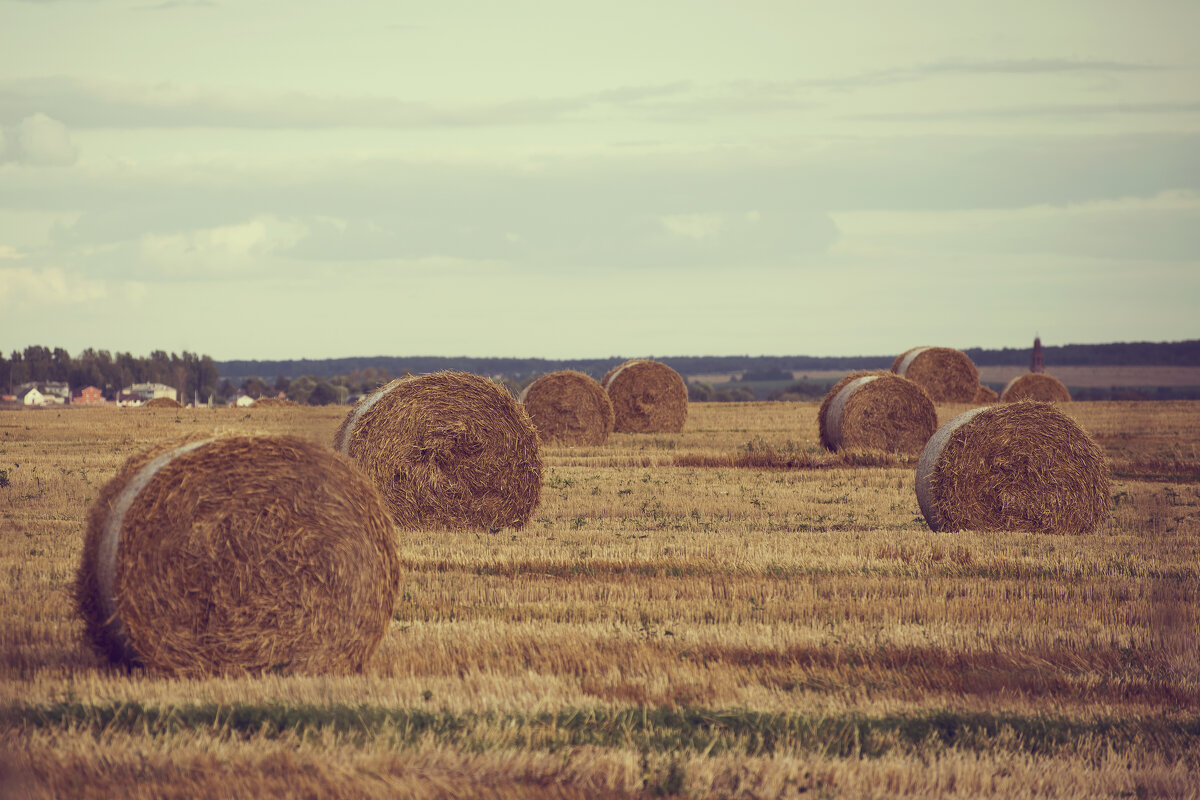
[1,400,1198,798]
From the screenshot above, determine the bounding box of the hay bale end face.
[818,372,937,454]
[891,347,979,403]
[973,385,999,403]
[335,371,542,530]
[75,435,400,675]
[1001,373,1071,402]
[602,360,688,433]
[916,401,1110,534]
[520,370,614,446]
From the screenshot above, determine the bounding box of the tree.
[308,381,346,406]
[287,375,317,405]
[273,374,291,395]
[241,377,268,399]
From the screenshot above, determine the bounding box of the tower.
[1031,336,1045,373]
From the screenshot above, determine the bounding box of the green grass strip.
[5,702,1198,761]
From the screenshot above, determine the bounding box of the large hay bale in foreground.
[973,385,999,403]
[916,401,1109,534]
[75,435,399,675]
[891,347,979,403]
[520,370,614,446]
[818,372,937,454]
[335,371,542,530]
[1001,373,1071,402]
[602,360,688,433]
[142,397,181,409]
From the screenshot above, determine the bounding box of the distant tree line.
[217,339,1200,383]
[1,346,220,402]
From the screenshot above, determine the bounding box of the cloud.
[851,101,1200,122]
[0,75,692,130]
[138,215,308,275]
[0,113,77,165]
[830,191,1200,262]
[0,266,106,305]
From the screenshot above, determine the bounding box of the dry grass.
[1,401,1198,798]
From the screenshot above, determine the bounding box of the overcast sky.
[2,1,1198,360]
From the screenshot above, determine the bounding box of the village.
[1,381,278,409]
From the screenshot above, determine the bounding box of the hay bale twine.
[818,372,937,454]
[335,371,542,530]
[142,397,181,409]
[973,385,999,404]
[915,401,1109,534]
[891,346,979,403]
[75,435,399,675]
[1001,373,1071,403]
[520,370,614,446]
[601,360,688,433]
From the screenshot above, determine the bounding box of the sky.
[1,0,1198,361]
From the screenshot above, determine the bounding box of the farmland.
[1,401,1198,798]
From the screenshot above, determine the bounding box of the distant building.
[127,382,178,402]
[116,392,144,407]
[235,394,255,407]
[72,386,105,406]
[1031,337,1045,373]
[18,386,45,406]
[40,382,70,404]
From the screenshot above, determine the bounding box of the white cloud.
[660,213,725,240]
[0,113,77,165]
[830,191,1200,261]
[0,266,106,305]
[138,215,308,275]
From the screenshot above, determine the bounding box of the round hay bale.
[817,370,889,451]
[520,370,614,446]
[334,371,542,530]
[251,397,297,408]
[1001,373,1071,403]
[891,347,979,403]
[818,372,937,454]
[601,360,688,433]
[142,397,181,409]
[915,401,1110,534]
[973,384,999,404]
[74,435,399,675]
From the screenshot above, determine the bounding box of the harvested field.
[2,400,1198,797]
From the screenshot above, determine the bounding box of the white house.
[18,386,45,406]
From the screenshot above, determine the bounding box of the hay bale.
[335,371,542,530]
[601,360,688,433]
[251,397,297,407]
[142,397,181,409]
[891,347,979,403]
[818,372,937,454]
[75,435,399,675]
[1001,373,1071,402]
[916,401,1109,534]
[520,370,614,446]
[973,385,999,403]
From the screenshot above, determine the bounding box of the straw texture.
[142,397,181,409]
[75,434,400,675]
[335,371,542,530]
[520,370,614,446]
[891,347,979,403]
[1001,373,1071,402]
[251,397,297,407]
[818,372,937,454]
[915,401,1110,534]
[973,385,1000,403]
[602,360,688,433]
